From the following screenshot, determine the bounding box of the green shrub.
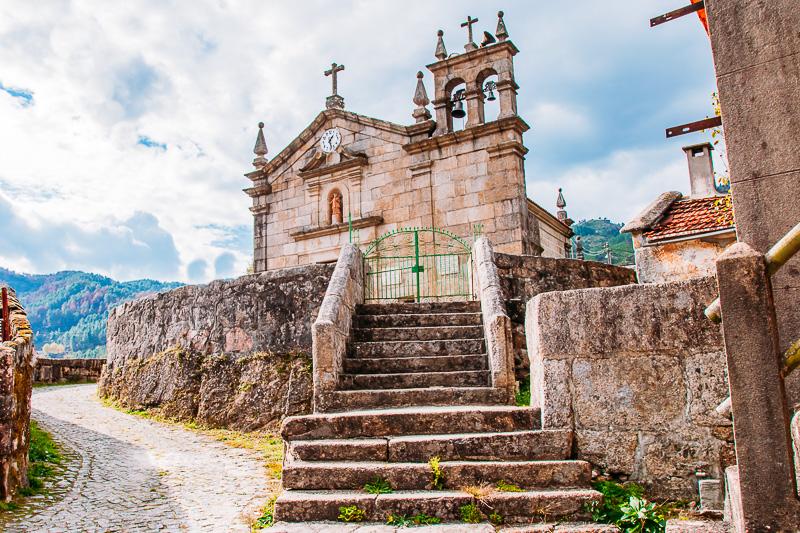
[459,503,483,523]
[363,476,393,494]
[588,481,675,533]
[515,380,531,406]
[338,505,367,522]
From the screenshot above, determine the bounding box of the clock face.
[320,128,341,153]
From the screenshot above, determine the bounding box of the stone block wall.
[99,264,334,430]
[0,288,35,502]
[494,253,637,383]
[34,358,105,384]
[526,277,733,499]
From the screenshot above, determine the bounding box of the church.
[244,11,572,273]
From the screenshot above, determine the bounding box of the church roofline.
[248,109,421,182]
[425,40,519,72]
[527,198,573,238]
[403,115,529,154]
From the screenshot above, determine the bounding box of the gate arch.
[363,227,474,303]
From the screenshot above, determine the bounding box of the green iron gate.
[363,227,474,302]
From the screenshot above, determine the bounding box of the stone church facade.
[244,17,571,273]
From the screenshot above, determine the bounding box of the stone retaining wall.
[494,254,637,383]
[34,358,105,384]
[99,264,334,430]
[526,277,733,499]
[0,288,35,502]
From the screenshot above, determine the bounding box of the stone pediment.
[250,109,416,185]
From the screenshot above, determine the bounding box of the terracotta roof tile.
[643,196,734,242]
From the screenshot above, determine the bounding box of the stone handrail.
[311,244,364,412]
[472,237,515,404]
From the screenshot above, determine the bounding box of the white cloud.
[0,1,717,281]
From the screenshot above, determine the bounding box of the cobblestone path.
[0,384,270,533]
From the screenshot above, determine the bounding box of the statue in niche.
[329,190,343,225]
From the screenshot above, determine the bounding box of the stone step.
[268,522,617,532]
[355,312,483,328]
[343,354,487,374]
[282,406,539,440]
[288,430,571,463]
[283,459,591,491]
[353,325,484,342]
[322,387,509,411]
[357,301,481,315]
[338,370,490,390]
[350,338,486,358]
[273,489,600,523]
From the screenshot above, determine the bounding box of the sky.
[0,0,719,283]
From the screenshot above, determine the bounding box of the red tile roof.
[643,196,735,242]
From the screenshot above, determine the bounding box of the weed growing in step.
[488,511,504,525]
[461,484,494,500]
[496,479,524,492]
[459,502,483,523]
[428,456,444,490]
[587,480,685,532]
[338,505,367,522]
[251,495,277,530]
[363,476,393,494]
[386,513,442,526]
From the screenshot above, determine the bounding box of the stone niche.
[99,263,335,431]
[0,288,35,502]
[526,277,733,499]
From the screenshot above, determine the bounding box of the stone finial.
[496,11,509,41]
[556,188,568,222]
[412,71,432,123]
[575,236,584,260]
[253,121,268,168]
[434,30,447,60]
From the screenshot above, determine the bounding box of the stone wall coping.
[312,244,364,411]
[473,237,515,403]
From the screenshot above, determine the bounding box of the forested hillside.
[0,268,181,358]
[571,218,635,266]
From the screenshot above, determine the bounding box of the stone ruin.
[0,288,34,502]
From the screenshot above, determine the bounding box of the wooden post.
[1,287,9,342]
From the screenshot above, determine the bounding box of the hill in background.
[0,268,181,358]
[571,218,635,266]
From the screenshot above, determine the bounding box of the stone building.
[244,13,572,272]
[621,142,735,283]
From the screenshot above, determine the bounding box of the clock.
[320,128,341,153]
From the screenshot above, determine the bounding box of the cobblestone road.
[1,384,270,533]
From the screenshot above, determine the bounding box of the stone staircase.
[274,301,602,526]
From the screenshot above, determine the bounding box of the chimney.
[682,142,721,198]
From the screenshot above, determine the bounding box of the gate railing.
[363,227,474,303]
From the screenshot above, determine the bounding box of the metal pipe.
[705,220,800,323]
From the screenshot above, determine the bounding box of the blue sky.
[0,1,718,282]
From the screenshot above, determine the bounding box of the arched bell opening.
[445,78,467,132]
[476,69,500,124]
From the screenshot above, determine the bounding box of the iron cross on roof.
[324,62,345,96]
[461,15,479,50]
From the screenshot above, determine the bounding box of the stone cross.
[324,62,345,96]
[461,16,479,51]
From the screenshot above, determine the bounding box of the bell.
[451,99,466,119]
[485,88,497,102]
